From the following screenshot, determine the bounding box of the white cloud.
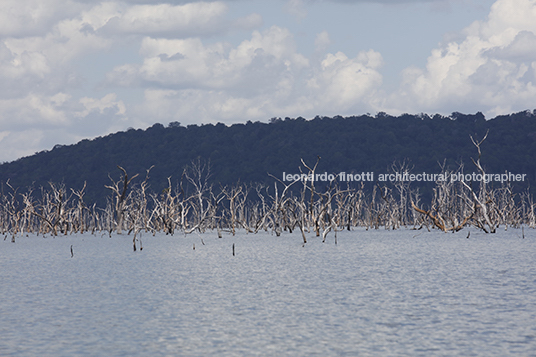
[0,0,85,37]
[77,93,126,117]
[99,2,244,37]
[3,0,536,163]
[0,42,52,97]
[487,31,536,61]
[0,90,129,161]
[308,50,383,109]
[0,0,261,162]
[287,0,444,6]
[310,0,442,3]
[0,0,247,39]
[119,29,383,125]
[284,0,308,19]
[389,0,536,116]
[0,129,46,162]
[4,3,118,65]
[108,26,310,92]
[0,92,71,130]
[3,1,252,67]
[23,93,69,122]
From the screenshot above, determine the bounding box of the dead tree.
[252,184,271,233]
[105,165,139,234]
[221,183,252,235]
[315,182,350,242]
[183,159,219,234]
[390,161,414,227]
[129,166,153,238]
[411,165,473,232]
[221,184,242,235]
[4,180,23,241]
[267,173,303,241]
[70,182,87,233]
[460,131,499,233]
[300,157,320,235]
[22,183,71,236]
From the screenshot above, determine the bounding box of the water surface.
[1,228,535,356]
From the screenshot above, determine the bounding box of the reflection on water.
[1,229,535,356]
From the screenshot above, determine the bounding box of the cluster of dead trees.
[1,135,534,242]
[0,161,534,243]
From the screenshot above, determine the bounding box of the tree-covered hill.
[1,110,535,205]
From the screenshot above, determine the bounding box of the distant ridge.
[1,110,535,204]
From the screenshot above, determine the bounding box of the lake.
[1,228,535,356]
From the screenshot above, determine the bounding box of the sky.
[1,0,535,162]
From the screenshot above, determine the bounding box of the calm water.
[1,228,535,356]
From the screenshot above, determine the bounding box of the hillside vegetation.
[1,110,535,204]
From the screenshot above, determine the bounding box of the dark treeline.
[1,110,536,206]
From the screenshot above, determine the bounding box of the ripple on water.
[1,229,535,356]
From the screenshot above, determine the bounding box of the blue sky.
[1,0,535,162]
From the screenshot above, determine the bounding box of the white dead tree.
[221,183,252,235]
[129,166,153,241]
[251,184,272,233]
[390,161,414,228]
[267,173,303,240]
[3,180,24,241]
[411,166,474,233]
[23,183,71,236]
[183,159,220,234]
[70,182,87,233]
[315,181,351,242]
[105,165,139,235]
[520,190,536,228]
[149,177,178,234]
[460,131,499,233]
[300,157,320,235]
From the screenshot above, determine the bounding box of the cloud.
[98,2,258,38]
[77,93,126,118]
[0,90,129,161]
[0,0,85,38]
[109,26,383,125]
[288,0,442,5]
[283,0,444,17]
[0,93,71,130]
[0,129,46,162]
[314,0,440,3]
[3,1,258,67]
[4,0,536,163]
[107,26,310,92]
[308,50,383,109]
[0,2,114,107]
[388,0,536,117]
[73,94,130,137]
[0,91,128,131]
[4,3,117,66]
[284,0,308,19]
[0,0,263,161]
[487,31,536,61]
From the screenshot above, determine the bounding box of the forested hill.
[1,110,536,204]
